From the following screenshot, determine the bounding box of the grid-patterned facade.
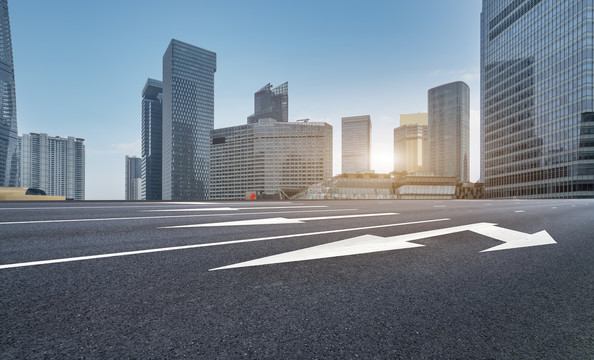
[141,78,162,200]
[0,0,18,187]
[342,115,371,174]
[19,133,85,200]
[125,156,142,200]
[481,0,594,198]
[394,113,429,173]
[162,39,216,200]
[210,120,333,200]
[247,82,289,124]
[428,82,470,182]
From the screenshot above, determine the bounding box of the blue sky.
[10,0,482,200]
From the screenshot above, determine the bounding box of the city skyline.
[9,1,482,199]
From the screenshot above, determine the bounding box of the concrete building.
[342,115,371,174]
[0,0,18,187]
[394,113,429,173]
[162,39,216,200]
[428,81,470,182]
[481,0,594,198]
[210,119,333,200]
[247,82,288,124]
[141,78,162,200]
[19,133,85,200]
[125,156,142,200]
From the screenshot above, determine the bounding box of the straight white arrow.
[210,222,556,271]
[160,213,399,228]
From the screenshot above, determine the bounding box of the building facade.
[210,119,333,200]
[141,78,162,200]
[247,82,288,124]
[0,0,18,187]
[162,39,216,200]
[19,133,85,200]
[342,115,371,174]
[481,0,594,198]
[125,156,142,200]
[394,113,429,173]
[428,81,470,182]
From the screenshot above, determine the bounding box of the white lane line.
[0,218,451,270]
[141,205,327,212]
[434,205,446,208]
[0,208,356,226]
[515,210,525,213]
[160,213,399,228]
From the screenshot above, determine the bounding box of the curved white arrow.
[210,222,556,271]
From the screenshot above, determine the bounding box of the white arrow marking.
[160,213,399,228]
[471,226,557,252]
[210,223,557,271]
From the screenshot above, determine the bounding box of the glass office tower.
[428,82,470,182]
[247,82,289,124]
[125,156,142,200]
[162,39,216,200]
[342,115,371,174]
[0,0,18,187]
[481,0,594,198]
[141,78,162,200]
[394,113,429,173]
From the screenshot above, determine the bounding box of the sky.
[10,0,483,200]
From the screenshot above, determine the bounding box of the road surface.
[1,199,593,358]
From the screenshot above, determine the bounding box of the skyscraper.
[428,81,470,182]
[247,82,288,124]
[481,1,594,198]
[125,156,142,200]
[0,0,18,187]
[162,39,216,200]
[141,78,162,200]
[19,133,85,200]
[210,120,333,200]
[394,113,429,173]
[342,115,371,174]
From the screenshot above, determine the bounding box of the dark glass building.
[247,82,288,124]
[141,78,162,200]
[428,81,470,182]
[481,0,594,198]
[162,39,216,200]
[125,155,142,200]
[0,0,18,187]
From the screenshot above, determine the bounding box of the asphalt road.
[1,199,593,359]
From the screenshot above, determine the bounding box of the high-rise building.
[342,115,371,174]
[394,113,429,173]
[210,119,333,200]
[125,156,142,200]
[428,81,470,182]
[247,82,288,124]
[481,1,594,198]
[19,133,85,200]
[162,39,216,200]
[141,78,162,200]
[0,0,18,187]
